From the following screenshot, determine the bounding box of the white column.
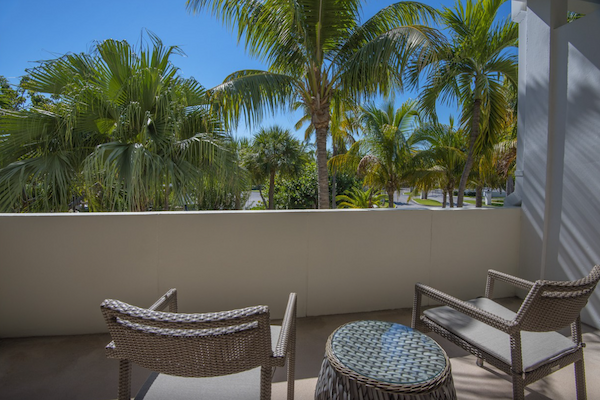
[540,0,568,279]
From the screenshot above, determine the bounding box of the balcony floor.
[1,298,599,399]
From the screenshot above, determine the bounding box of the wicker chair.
[101,289,297,400]
[412,265,600,400]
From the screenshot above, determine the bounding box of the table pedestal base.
[315,354,456,400]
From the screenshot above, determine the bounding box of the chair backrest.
[515,265,600,332]
[101,299,273,377]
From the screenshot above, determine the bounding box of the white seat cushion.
[424,298,578,372]
[135,325,281,400]
[135,369,261,400]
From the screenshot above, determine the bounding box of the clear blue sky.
[0,0,511,140]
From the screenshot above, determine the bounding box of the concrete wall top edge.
[0,207,517,217]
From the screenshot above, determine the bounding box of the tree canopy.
[187,0,442,208]
[1,0,521,212]
[0,33,241,212]
[417,0,517,206]
[242,126,308,209]
[330,100,420,207]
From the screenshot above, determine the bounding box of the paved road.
[246,191,264,209]
[244,188,505,209]
[392,189,475,209]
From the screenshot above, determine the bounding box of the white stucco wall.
[0,208,520,337]
[514,0,600,327]
[556,10,600,325]
[514,0,553,285]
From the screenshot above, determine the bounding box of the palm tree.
[495,134,517,195]
[0,76,25,111]
[298,98,361,208]
[198,137,251,210]
[0,33,236,212]
[411,120,465,208]
[243,126,307,209]
[329,100,420,207]
[418,0,517,207]
[465,77,519,207]
[186,0,442,208]
[495,78,518,195]
[469,149,500,207]
[336,187,387,209]
[466,126,514,207]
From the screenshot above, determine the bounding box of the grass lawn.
[413,198,443,206]
[464,197,504,207]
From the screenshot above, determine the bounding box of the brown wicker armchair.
[412,265,600,400]
[101,289,296,400]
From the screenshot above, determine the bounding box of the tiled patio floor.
[1,298,599,399]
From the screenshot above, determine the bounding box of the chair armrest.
[273,293,297,360]
[414,283,515,333]
[485,270,534,298]
[148,288,178,312]
[273,293,297,400]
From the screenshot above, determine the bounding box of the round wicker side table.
[314,320,456,400]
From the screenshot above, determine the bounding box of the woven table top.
[329,320,447,385]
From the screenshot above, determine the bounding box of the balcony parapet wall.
[0,208,520,337]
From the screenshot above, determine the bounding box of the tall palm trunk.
[331,173,337,208]
[312,102,330,209]
[442,190,447,208]
[258,186,267,209]
[449,189,454,208]
[387,189,395,208]
[234,193,241,210]
[315,126,329,209]
[457,98,482,207]
[475,185,483,207]
[268,169,276,210]
[331,143,338,209]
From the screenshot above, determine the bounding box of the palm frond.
[209,70,298,128]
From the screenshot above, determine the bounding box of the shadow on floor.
[1,298,599,400]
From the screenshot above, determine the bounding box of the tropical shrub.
[336,187,388,209]
[270,161,362,210]
[272,162,318,209]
